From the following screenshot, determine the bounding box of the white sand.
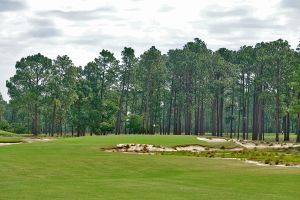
[114,144,176,152]
[175,145,206,152]
[109,143,222,153]
[24,138,54,143]
[108,141,300,168]
[110,143,212,153]
[0,143,21,146]
[197,137,227,143]
[244,160,300,168]
[0,138,54,147]
[233,140,300,149]
[217,157,300,168]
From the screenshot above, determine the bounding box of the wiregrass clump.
[158,147,300,166]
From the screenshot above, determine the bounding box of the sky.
[0,0,299,101]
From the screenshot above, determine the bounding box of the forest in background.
[0,38,300,142]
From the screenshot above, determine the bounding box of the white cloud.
[0,0,299,101]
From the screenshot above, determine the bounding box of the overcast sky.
[1,0,299,100]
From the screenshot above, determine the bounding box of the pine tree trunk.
[216,94,219,136]
[283,115,287,140]
[64,123,67,136]
[77,129,80,137]
[178,105,182,134]
[246,94,250,139]
[99,67,106,126]
[242,75,246,140]
[237,102,241,140]
[246,73,250,139]
[212,96,217,136]
[167,82,173,135]
[252,89,258,140]
[258,100,263,140]
[77,100,81,137]
[219,88,224,137]
[33,104,38,135]
[284,112,290,141]
[199,100,205,135]
[194,100,199,135]
[173,91,178,135]
[60,119,63,137]
[116,83,125,134]
[51,103,56,136]
[124,81,130,134]
[230,87,234,138]
[275,93,280,142]
[297,108,300,142]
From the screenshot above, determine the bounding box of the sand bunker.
[0,143,20,146]
[0,138,54,147]
[233,140,300,149]
[24,138,54,143]
[106,142,300,168]
[244,160,300,168]
[106,143,213,153]
[197,137,227,142]
[219,157,300,168]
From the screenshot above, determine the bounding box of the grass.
[0,130,18,137]
[0,136,23,143]
[0,135,300,200]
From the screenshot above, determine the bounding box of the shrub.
[9,123,27,134]
[99,122,114,134]
[126,114,143,134]
[264,159,271,164]
[0,120,9,131]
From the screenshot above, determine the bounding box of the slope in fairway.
[0,135,300,200]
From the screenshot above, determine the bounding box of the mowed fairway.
[0,135,300,200]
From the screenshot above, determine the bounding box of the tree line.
[1,38,300,141]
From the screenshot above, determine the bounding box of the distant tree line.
[1,38,300,141]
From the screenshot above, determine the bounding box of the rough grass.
[0,135,300,200]
[0,130,18,137]
[234,132,298,143]
[0,137,23,143]
[193,140,240,149]
[159,147,300,166]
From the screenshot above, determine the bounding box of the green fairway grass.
[1,135,300,200]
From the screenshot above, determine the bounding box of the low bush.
[158,147,300,166]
